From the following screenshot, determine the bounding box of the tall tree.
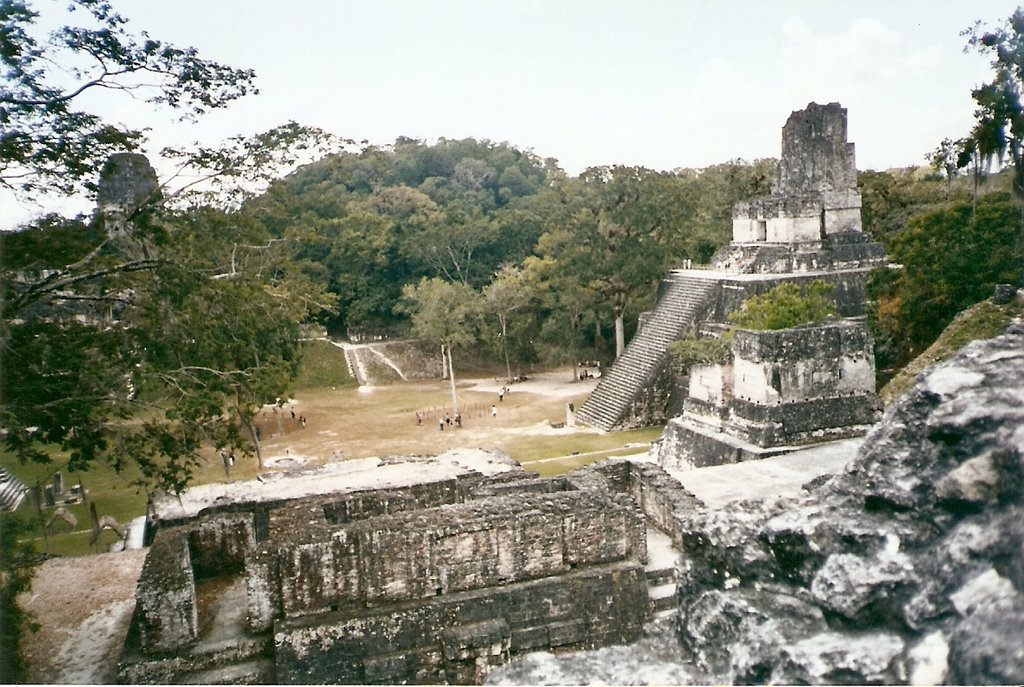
[482,264,531,383]
[396,278,479,414]
[575,166,675,358]
[1,0,335,492]
[962,7,1024,206]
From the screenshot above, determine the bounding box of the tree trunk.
[445,344,459,414]
[499,314,513,383]
[614,311,625,359]
[235,390,263,470]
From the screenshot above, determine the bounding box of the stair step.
[180,657,275,685]
[645,567,675,587]
[652,607,677,621]
[648,581,676,602]
[650,594,677,614]
[578,276,716,429]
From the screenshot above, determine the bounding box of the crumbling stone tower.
[575,102,885,437]
[95,152,160,238]
[734,101,863,242]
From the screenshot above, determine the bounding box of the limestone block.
[681,589,827,678]
[771,630,905,684]
[135,529,198,654]
[809,550,916,622]
[935,452,999,504]
[273,563,648,684]
[187,513,255,579]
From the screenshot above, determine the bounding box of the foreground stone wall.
[671,324,1024,684]
[251,490,645,629]
[275,562,649,684]
[134,529,198,654]
[125,451,659,684]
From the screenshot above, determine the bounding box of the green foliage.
[255,138,551,333]
[869,192,1024,372]
[858,168,976,245]
[2,205,333,492]
[0,512,40,683]
[729,281,836,331]
[669,334,733,367]
[961,7,1024,202]
[293,340,357,390]
[396,277,479,350]
[1,0,256,198]
[1,1,342,492]
[880,296,1024,404]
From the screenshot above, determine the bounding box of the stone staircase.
[0,466,28,512]
[645,525,678,620]
[577,271,717,431]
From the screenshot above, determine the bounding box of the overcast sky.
[2,0,1018,228]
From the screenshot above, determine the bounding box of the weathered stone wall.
[730,321,875,404]
[774,102,857,197]
[708,271,875,322]
[96,153,160,211]
[274,562,649,684]
[187,513,255,579]
[134,529,198,654]
[566,460,703,551]
[732,103,862,244]
[727,395,880,446]
[670,324,1024,684]
[619,363,685,430]
[677,321,880,450]
[128,455,659,684]
[251,491,646,627]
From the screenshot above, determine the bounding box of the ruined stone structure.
[493,319,1024,686]
[119,449,682,684]
[96,152,160,237]
[576,103,885,448]
[656,319,879,470]
[0,466,29,512]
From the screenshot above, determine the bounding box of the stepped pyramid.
[577,102,885,432]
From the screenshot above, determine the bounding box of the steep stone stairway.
[0,466,28,512]
[645,525,678,620]
[576,271,717,431]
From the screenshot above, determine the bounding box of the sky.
[2,0,1018,228]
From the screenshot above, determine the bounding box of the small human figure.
[491,404,497,418]
[498,387,505,402]
[290,409,296,420]
[455,412,462,428]
[299,415,306,429]
[415,411,422,426]
[439,418,445,431]
[255,426,262,442]
[445,412,452,426]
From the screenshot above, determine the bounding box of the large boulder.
[673,322,1024,684]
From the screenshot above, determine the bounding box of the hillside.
[879,289,1024,405]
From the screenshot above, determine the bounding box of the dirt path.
[19,549,147,684]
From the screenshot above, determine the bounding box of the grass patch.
[881,296,1024,405]
[1,443,261,557]
[520,441,661,478]
[504,426,663,464]
[293,339,357,390]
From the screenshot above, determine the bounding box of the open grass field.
[3,340,663,556]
